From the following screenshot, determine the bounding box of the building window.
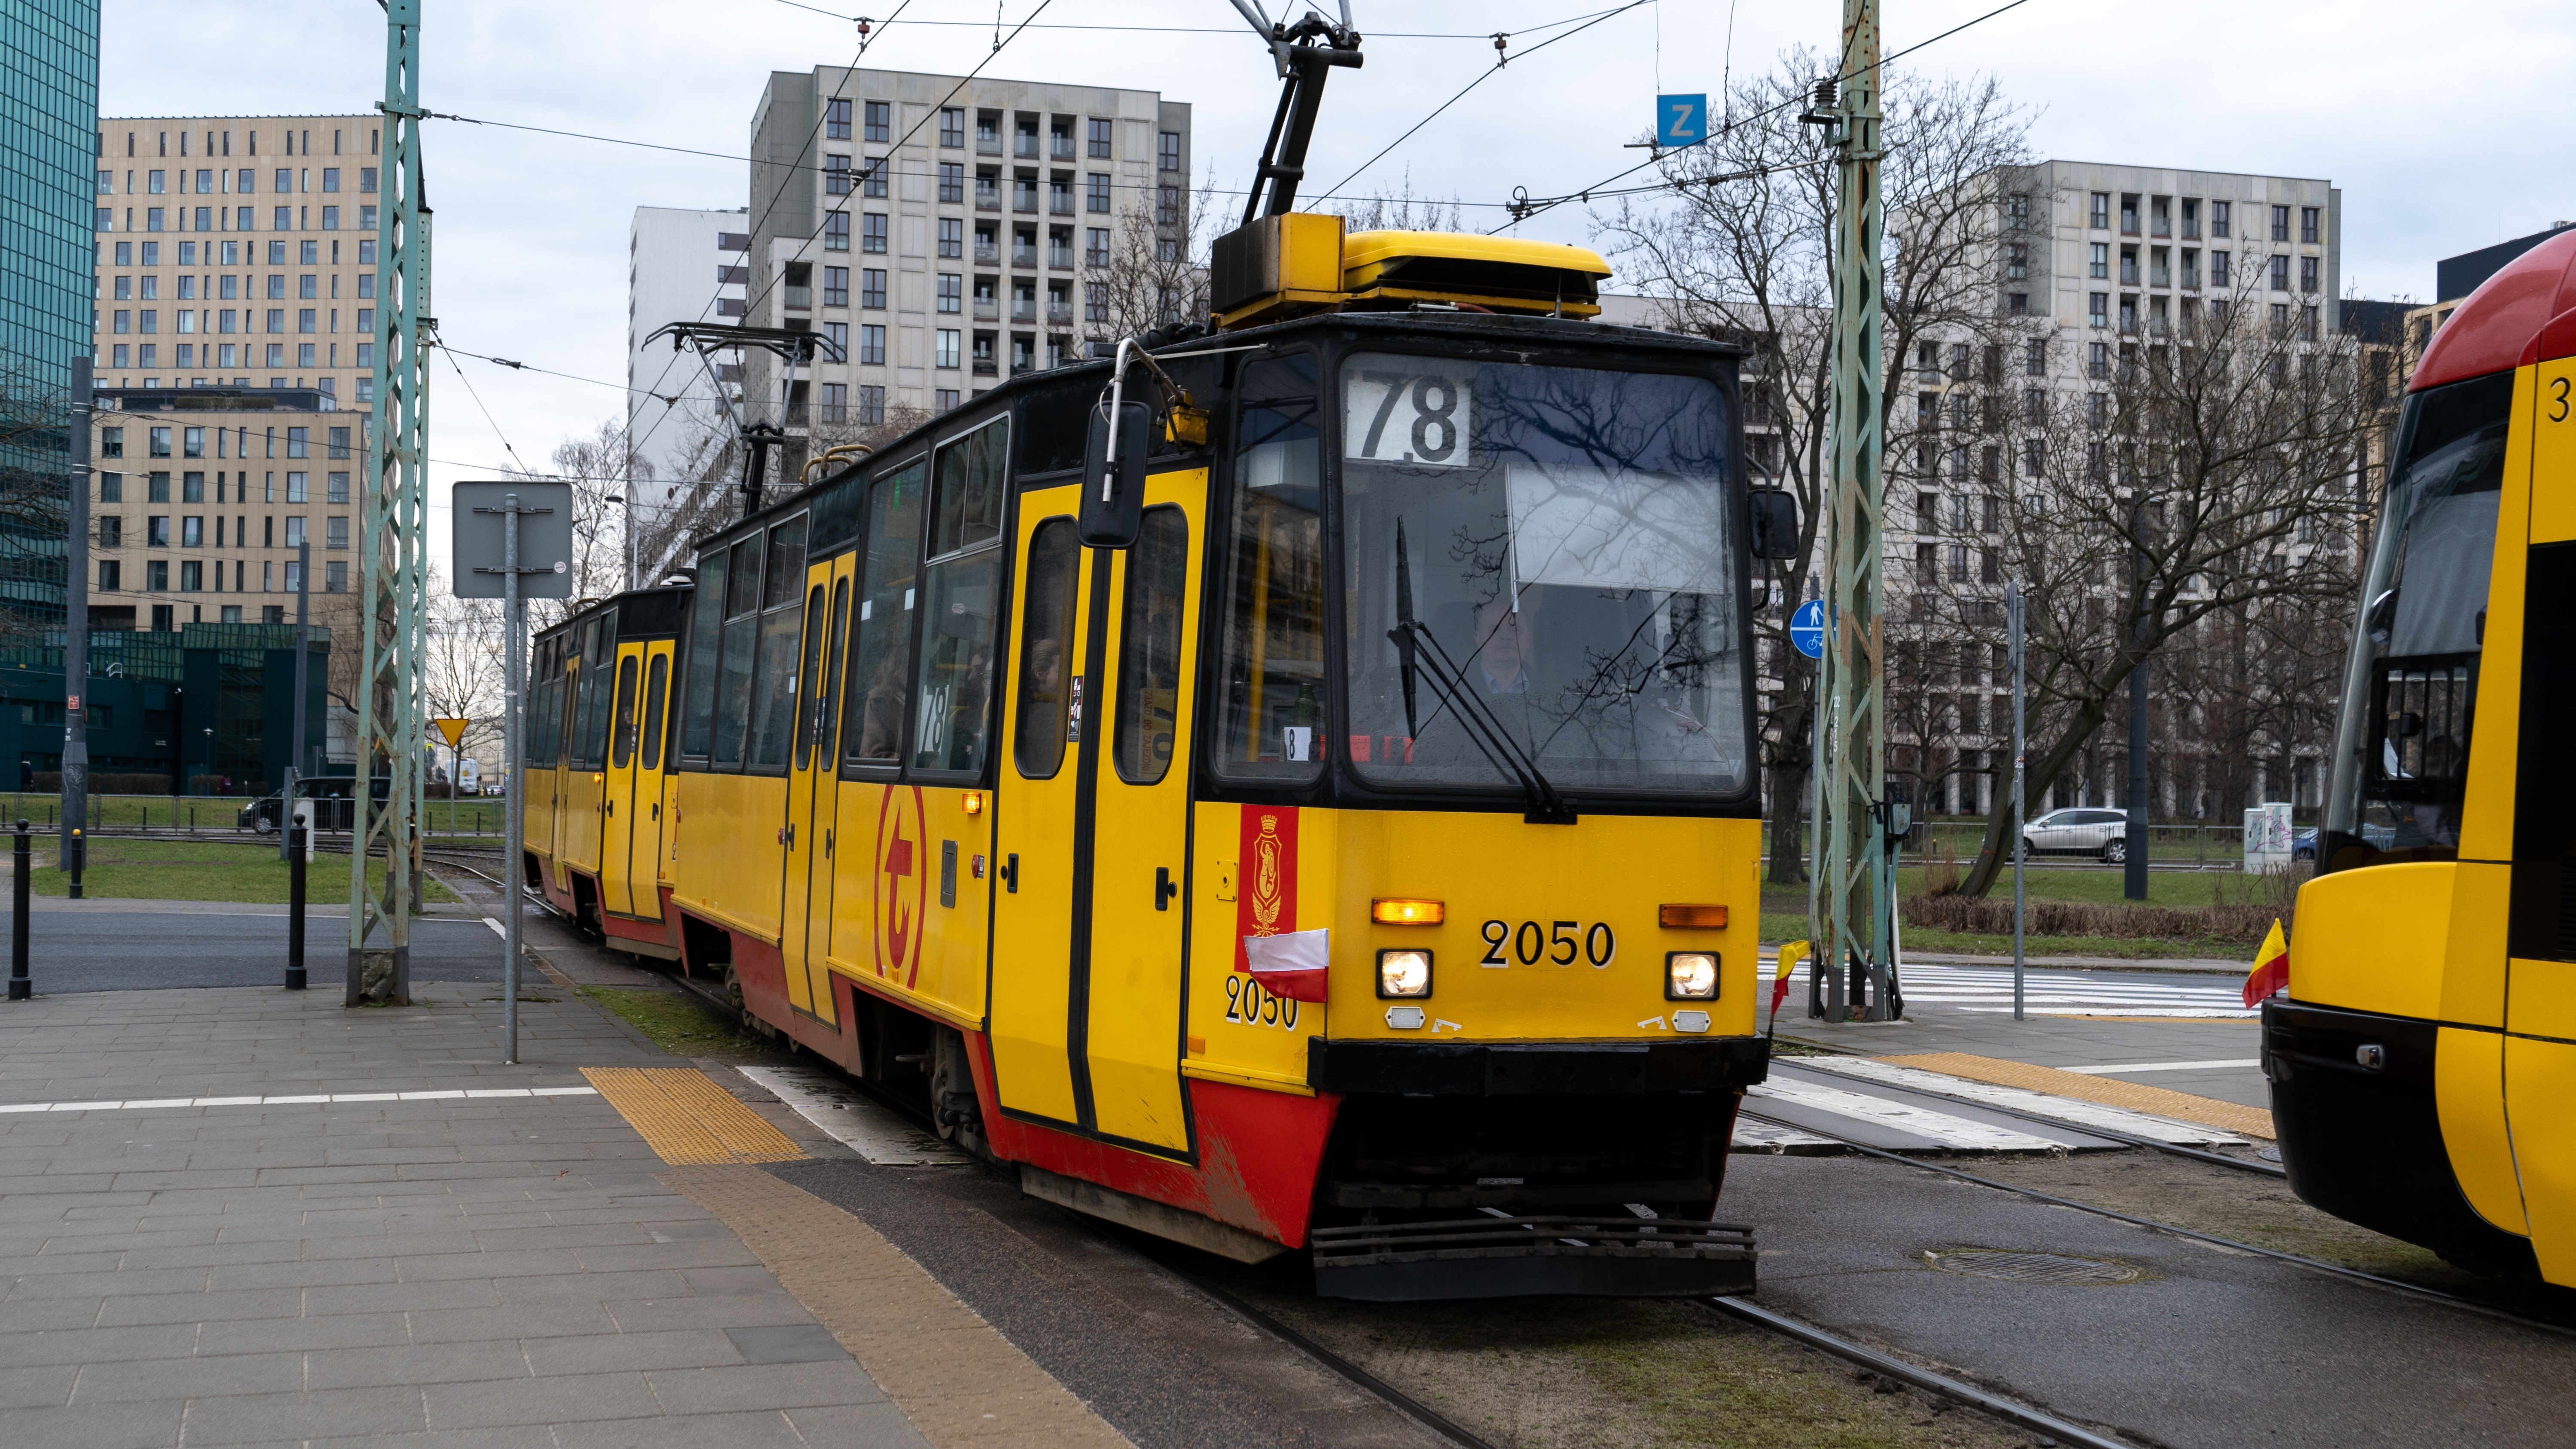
[2089,242,2108,279]
[818,382,846,423]
[936,329,960,368]
[824,211,849,250]
[936,388,959,413]
[179,560,201,591]
[2211,201,2231,239]
[825,154,852,194]
[937,273,960,313]
[2301,206,2321,244]
[148,561,168,591]
[864,100,890,143]
[2211,250,2230,288]
[938,217,963,258]
[2005,241,2026,280]
[286,470,307,502]
[1085,227,1109,267]
[325,561,347,592]
[859,324,886,366]
[939,162,964,204]
[858,384,885,425]
[2088,191,2109,229]
[2267,204,2289,243]
[327,471,349,503]
[326,516,348,549]
[2299,255,2319,294]
[822,320,848,361]
[826,99,851,140]
[861,213,887,253]
[2303,306,2320,343]
[98,514,121,546]
[1155,186,1180,226]
[99,560,120,591]
[2120,193,2139,233]
[1087,174,1111,214]
[940,107,965,148]
[285,516,306,547]
[1158,131,1180,173]
[2087,340,2108,378]
[861,267,886,308]
[862,157,887,198]
[1088,118,1114,158]
[2269,254,2290,292]
[2023,339,2045,376]
[823,265,848,307]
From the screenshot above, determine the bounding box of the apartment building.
[1,0,98,632]
[739,67,1191,442]
[91,115,377,631]
[86,386,354,632]
[627,206,749,480]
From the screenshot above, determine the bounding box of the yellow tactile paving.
[668,1164,1131,1449]
[1877,1051,2277,1140]
[583,1066,808,1165]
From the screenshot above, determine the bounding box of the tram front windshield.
[2321,369,2512,870]
[1337,354,1747,799]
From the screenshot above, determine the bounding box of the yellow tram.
[2273,227,2576,1282]
[525,214,1794,1297]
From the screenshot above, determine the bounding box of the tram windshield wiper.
[1388,519,1577,825]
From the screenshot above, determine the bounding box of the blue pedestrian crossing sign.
[1656,94,1709,148]
[1790,599,1826,659]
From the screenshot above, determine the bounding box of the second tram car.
[2271,225,2576,1285]
[526,218,1790,1297]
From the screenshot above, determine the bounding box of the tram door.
[780,559,854,1025]
[601,641,674,919]
[991,489,1092,1125]
[627,645,673,920]
[990,477,1202,1152]
[599,649,642,914]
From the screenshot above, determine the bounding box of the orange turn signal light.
[961,790,985,815]
[1372,897,1445,926]
[1659,903,1728,929]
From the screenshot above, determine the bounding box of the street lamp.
[201,726,216,801]
[604,492,631,592]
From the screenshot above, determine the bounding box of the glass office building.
[1,0,100,634]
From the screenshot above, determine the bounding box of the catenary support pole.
[2010,580,2026,1021]
[502,492,523,1064]
[1814,0,1889,1021]
[9,820,27,1000]
[2125,501,2151,901]
[284,540,309,863]
[62,358,90,872]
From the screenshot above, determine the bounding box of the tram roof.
[532,583,690,647]
[696,308,1748,556]
[2413,226,2576,392]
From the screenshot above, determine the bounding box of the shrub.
[1902,892,2282,945]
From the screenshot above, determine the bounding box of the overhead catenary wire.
[1490,0,2041,232]
[768,0,1625,40]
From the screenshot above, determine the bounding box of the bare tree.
[1910,280,2372,896]
[499,417,635,630]
[1594,50,2038,883]
[1322,172,1466,233]
[1081,167,1223,344]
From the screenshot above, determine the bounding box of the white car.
[2022,807,2132,863]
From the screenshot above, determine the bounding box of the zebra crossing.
[1873,960,2256,1018]
[1731,1055,2252,1155]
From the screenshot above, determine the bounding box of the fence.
[2,793,511,838]
[1762,820,2269,870]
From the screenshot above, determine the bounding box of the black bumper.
[2262,999,2537,1278]
[1310,1215,1756,1300]
[1307,1035,1769,1096]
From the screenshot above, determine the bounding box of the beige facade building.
[732,67,1191,435]
[90,114,376,630]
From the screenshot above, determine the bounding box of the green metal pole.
[1815,0,1887,1022]
[354,0,429,1005]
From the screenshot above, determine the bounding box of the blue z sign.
[1656,93,1708,148]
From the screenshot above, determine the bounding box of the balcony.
[783,285,811,310]
[1051,135,1075,161]
[973,298,998,321]
[1049,192,1073,217]
[2119,262,2140,287]
[1012,187,1037,214]
[1048,245,1073,270]
[1012,244,1037,269]
[973,359,998,377]
[2149,265,2171,289]
[1046,304,1072,328]
[1010,300,1036,324]
[1014,134,1039,159]
[975,187,999,212]
[974,242,999,266]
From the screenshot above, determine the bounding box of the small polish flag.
[1771,940,1812,1016]
[2242,918,2290,1008]
[1245,927,1331,1003]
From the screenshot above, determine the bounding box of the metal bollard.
[10,819,28,1000]
[67,828,84,899]
[285,825,307,991]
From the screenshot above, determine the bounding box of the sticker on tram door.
[872,784,929,987]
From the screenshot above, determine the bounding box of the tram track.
[1736,1106,2576,1342]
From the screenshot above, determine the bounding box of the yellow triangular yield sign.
[433,717,471,749]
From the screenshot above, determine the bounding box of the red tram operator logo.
[873,784,930,987]
[1236,806,1299,970]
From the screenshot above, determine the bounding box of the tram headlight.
[1376,949,1433,999]
[1665,951,1719,1001]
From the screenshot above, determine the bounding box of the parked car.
[2021,807,2132,863]
[2294,828,2318,861]
[237,792,357,834]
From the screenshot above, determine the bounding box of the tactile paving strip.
[1877,1051,2275,1140]
[582,1066,808,1165]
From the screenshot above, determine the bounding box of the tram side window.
[843,460,926,765]
[526,641,555,769]
[1213,353,1327,783]
[609,656,639,770]
[1014,517,1081,778]
[581,611,619,769]
[570,623,601,770]
[678,548,728,760]
[792,583,827,771]
[746,516,810,770]
[911,418,1009,775]
[803,577,851,769]
[1115,507,1189,785]
[640,653,668,772]
[714,536,762,766]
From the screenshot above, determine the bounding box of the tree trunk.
[1957,687,2123,898]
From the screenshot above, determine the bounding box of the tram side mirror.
[1748,488,1801,560]
[1081,401,1152,548]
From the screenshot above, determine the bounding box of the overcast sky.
[100,0,2574,555]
